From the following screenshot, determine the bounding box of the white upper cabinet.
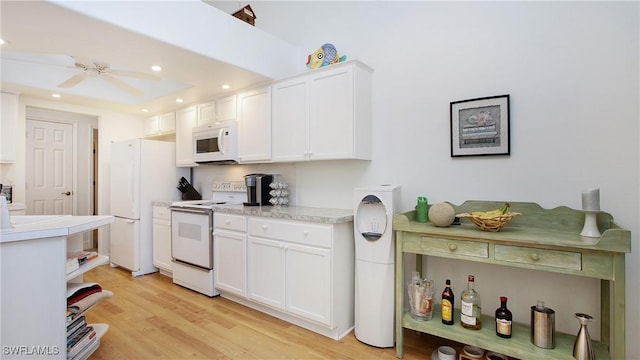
[197,101,216,126]
[175,106,198,167]
[1,91,18,163]
[272,77,309,162]
[237,87,271,163]
[216,95,237,122]
[271,61,372,162]
[144,112,176,138]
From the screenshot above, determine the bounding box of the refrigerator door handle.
[128,162,135,210]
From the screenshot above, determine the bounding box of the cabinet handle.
[530,253,540,261]
[448,243,458,251]
[303,230,309,236]
[225,220,231,225]
[262,225,268,231]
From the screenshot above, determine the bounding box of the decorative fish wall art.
[306,43,347,69]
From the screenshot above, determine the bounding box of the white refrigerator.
[110,139,187,277]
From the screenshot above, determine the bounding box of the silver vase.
[573,313,595,360]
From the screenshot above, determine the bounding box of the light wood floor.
[84,265,461,359]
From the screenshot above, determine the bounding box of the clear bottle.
[460,275,482,330]
[441,279,454,325]
[495,296,512,338]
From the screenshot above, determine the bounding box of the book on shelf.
[67,325,96,359]
[66,315,87,339]
[71,338,100,360]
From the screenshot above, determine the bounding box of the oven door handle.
[170,207,211,215]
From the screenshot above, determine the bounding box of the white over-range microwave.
[192,120,238,164]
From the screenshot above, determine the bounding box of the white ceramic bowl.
[437,346,456,360]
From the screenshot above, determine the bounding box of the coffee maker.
[244,174,273,206]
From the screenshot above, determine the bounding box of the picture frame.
[450,94,510,157]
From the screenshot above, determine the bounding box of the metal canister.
[530,300,555,349]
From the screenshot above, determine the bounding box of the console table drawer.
[495,245,582,271]
[420,237,489,259]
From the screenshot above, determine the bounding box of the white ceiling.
[0,1,285,116]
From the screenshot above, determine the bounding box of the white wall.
[199,1,639,357]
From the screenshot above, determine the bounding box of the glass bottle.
[441,279,454,325]
[495,296,512,338]
[460,275,482,330]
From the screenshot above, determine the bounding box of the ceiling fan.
[57,58,159,97]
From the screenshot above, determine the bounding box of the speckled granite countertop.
[214,205,354,224]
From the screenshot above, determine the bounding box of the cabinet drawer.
[495,245,582,271]
[214,213,247,232]
[248,218,332,248]
[153,205,171,220]
[420,237,488,259]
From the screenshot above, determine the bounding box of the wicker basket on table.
[456,212,522,232]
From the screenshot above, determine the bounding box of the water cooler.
[354,184,401,347]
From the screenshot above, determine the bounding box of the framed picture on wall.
[450,94,510,157]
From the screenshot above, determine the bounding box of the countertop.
[0,215,114,243]
[214,204,354,224]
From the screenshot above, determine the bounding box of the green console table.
[393,201,630,360]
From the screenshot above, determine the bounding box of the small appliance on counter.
[243,173,273,206]
[177,177,202,200]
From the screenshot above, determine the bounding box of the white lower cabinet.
[285,242,331,325]
[247,236,285,309]
[247,235,331,325]
[152,204,172,275]
[213,213,247,297]
[215,214,354,340]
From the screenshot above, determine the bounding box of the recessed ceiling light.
[51,93,61,98]
[142,108,149,113]
[0,39,5,46]
[176,98,183,103]
[221,84,231,90]
[151,65,162,72]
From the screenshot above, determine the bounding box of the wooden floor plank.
[84,265,462,359]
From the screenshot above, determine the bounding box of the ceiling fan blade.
[101,73,143,96]
[57,73,87,88]
[107,69,160,80]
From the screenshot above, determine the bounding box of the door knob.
[62,191,71,196]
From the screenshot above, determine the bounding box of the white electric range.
[170,181,246,296]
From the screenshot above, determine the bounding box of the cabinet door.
[286,243,332,326]
[0,92,18,162]
[214,229,247,297]
[237,87,272,163]
[145,116,159,136]
[152,218,172,273]
[272,78,309,162]
[158,112,176,133]
[216,95,236,121]
[309,66,354,160]
[247,236,285,309]
[197,101,216,126]
[175,106,198,167]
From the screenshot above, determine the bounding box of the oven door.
[171,208,213,269]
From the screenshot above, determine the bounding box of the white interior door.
[25,119,73,215]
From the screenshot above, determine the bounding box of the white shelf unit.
[1,223,113,359]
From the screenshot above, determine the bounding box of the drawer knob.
[262,225,268,231]
[530,253,540,261]
[303,230,309,236]
[448,243,458,251]
[225,220,231,225]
